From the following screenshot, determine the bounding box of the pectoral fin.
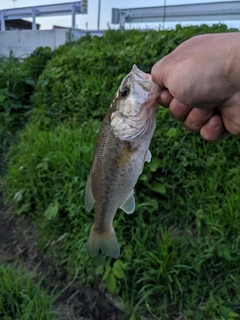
[120,191,135,214]
[85,175,95,212]
[145,150,152,163]
[140,149,152,174]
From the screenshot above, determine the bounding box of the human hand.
[151,33,240,141]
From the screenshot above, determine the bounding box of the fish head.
[110,65,160,141]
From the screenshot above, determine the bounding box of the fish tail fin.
[86,225,120,259]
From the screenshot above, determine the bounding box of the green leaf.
[220,306,239,319]
[25,79,35,87]
[229,311,240,318]
[105,272,116,293]
[151,181,166,194]
[14,190,23,203]
[102,265,111,281]
[167,128,180,138]
[44,201,59,220]
[93,254,105,266]
[94,265,104,276]
[183,309,194,316]
[124,245,133,261]
[147,157,161,172]
[17,203,31,215]
[112,260,124,279]
[139,174,148,181]
[0,94,6,102]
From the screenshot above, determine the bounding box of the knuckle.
[169,100,191,121]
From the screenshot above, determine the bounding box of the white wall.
[0,29,103,58]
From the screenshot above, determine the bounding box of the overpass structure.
[0,1,88,31]
[112,1,240,28]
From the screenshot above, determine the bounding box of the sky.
[0,0,240,30]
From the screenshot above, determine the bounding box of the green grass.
[2,25,240,319]
[3,121,100,279]
[0,263,59,320]
[3,109,240,319]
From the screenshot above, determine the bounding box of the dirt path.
[0,194,123,320]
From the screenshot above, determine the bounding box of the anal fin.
[120,191,135,214]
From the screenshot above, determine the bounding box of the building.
[2,19,40,30]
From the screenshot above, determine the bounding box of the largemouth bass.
[85,65,160,259]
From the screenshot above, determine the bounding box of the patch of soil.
[0,194,124,320]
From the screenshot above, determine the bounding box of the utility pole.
[13,0,17,8]
[97,0,101,30]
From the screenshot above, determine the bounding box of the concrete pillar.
[0,11,5,31]
[119,10,126,29]
[32,8,37,30]
[72,3,76,29]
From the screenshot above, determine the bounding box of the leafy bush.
[0,48,53,152]
[0,53,34,151]
[32,24,238,125]
[0,263,59,320]
[21,46,54,82]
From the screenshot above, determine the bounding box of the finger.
[223,116,240,136]
[169,98,192,121]
[220,103,240,135]
[184,108,215,133]
[157,89,173,107]
[200,114,228,141]
[151,56,171,89]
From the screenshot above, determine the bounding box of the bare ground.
[0,193,124,320]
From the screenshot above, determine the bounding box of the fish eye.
[121,87,129,97]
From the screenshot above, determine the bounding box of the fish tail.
[86,225,120,259]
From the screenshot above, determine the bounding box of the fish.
[85,64,160,259]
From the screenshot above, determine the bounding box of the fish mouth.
[132,64,151,81]
[131,64,160,100]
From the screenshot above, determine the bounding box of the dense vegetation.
[0,263,59,320]
[1,24,240,319]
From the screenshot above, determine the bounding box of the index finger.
[151,59,173,107]
[151,57,170,89]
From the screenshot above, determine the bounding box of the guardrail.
[112,1,240,28]
[0,1,88,31]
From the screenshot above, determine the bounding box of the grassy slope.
[2,26,240,319]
